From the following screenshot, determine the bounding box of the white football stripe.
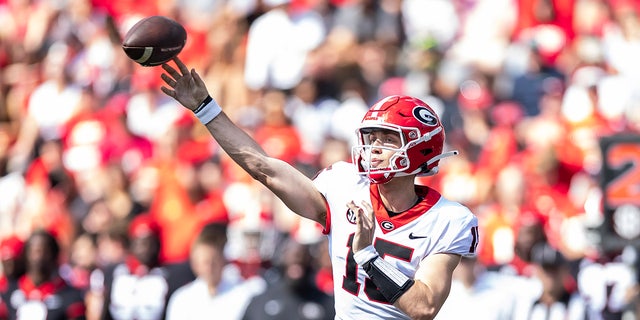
[135,47,154,64]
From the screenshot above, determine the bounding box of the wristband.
[363,256,415,303]
[193,95,222,125]
[353,245,379,265]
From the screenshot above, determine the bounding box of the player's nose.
[370,141,384,153]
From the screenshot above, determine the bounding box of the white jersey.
[313,161,479,320]
[577,258,637,319]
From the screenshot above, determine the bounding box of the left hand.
[348,200,376,253]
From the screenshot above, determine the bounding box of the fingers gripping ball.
[122,16,187,67]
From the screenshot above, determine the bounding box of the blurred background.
[0,0,639,319]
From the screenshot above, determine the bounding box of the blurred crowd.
[1,0,640,319]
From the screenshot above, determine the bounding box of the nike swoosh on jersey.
[408,232,428,239]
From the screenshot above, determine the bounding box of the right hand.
[160,57,210,111]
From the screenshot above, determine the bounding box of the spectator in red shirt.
[0,235,25,285]
[253,89,303,166]
[2,229,86,320]
[0,235,25,320]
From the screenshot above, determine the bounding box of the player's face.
[362,129,402,169]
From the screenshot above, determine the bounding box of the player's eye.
[365,133,378,144]
[383,136,396,144]
[365,132,400,147]
[365,134,384,145]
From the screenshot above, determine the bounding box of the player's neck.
[377,176,419,213]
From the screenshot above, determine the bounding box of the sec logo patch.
[346,209,357,224]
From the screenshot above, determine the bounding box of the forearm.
[394,280,441,320]
[394,254,459,320]
[204,111,270,182]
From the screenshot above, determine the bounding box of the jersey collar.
[369,184,441,234]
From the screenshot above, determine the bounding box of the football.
[122,16,187,67]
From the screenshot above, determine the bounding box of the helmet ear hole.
[420,148,433,156]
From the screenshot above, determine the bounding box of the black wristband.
[363,256,415,303]
[193,95,213,114]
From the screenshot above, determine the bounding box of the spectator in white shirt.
[166,222,265,320]
[513,243,588,320]
[243,0,326,91]
[436,256,516,320]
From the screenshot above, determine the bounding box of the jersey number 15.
[342,233,414,304]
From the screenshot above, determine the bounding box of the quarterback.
[159,57,479,320]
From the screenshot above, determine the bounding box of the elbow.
[404,304,439,320]
[245,156,275,184]
[247,164,270,185]
[415,311,438,320]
